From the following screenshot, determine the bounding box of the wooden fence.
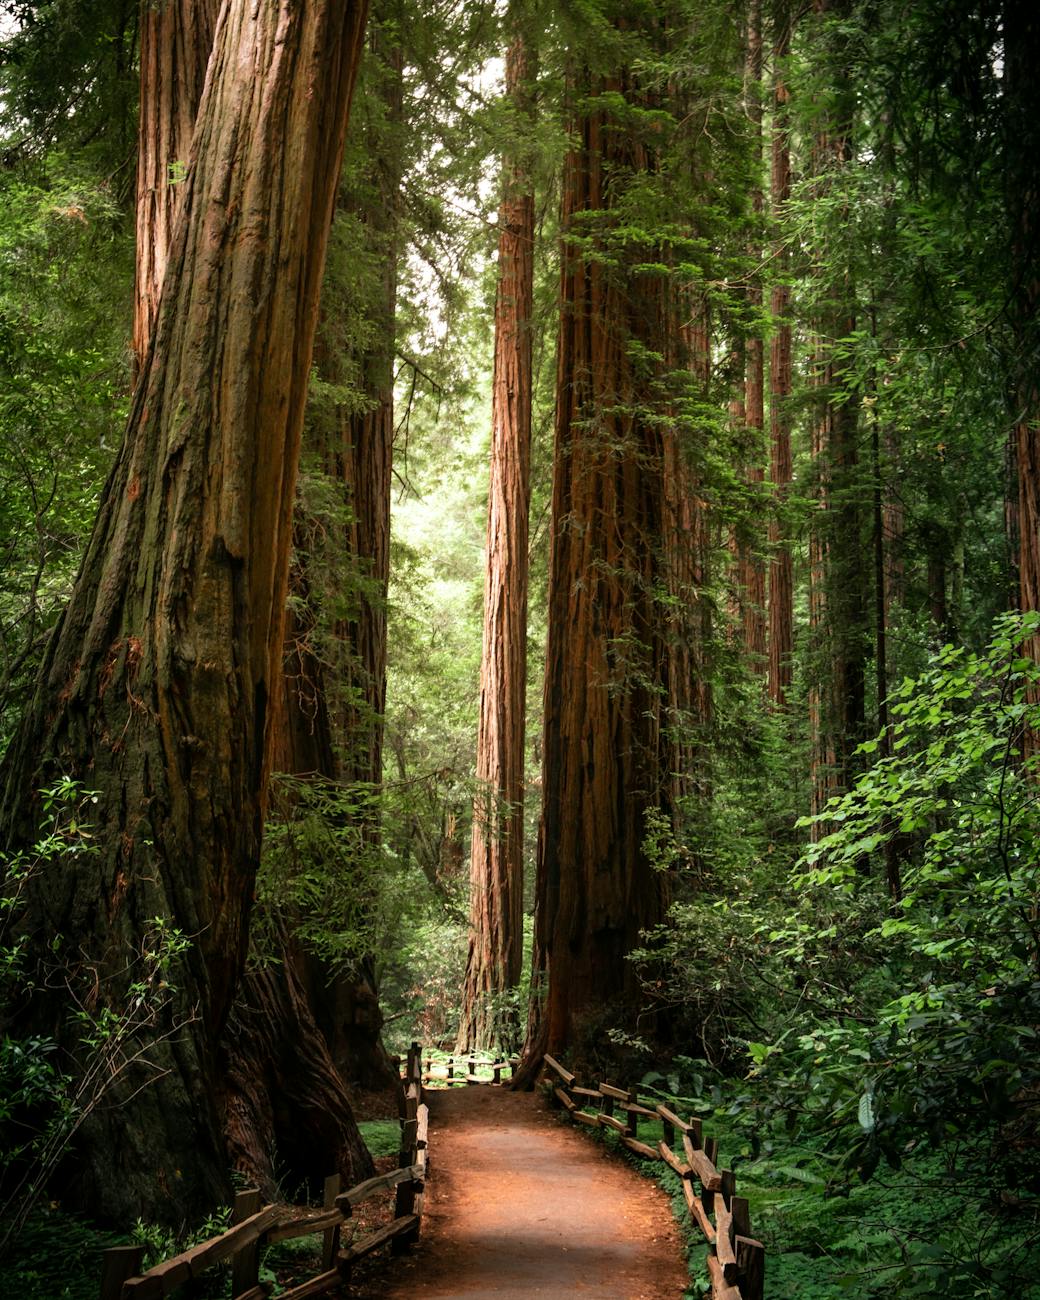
[542,1054,765,1300]
[421,1051,518,1087]
[99,1044,428,1300]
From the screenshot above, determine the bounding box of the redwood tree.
[0,0,369,1222]
[520,15,673,1070]
[766,0,793,710]
[1005,0,1040,731]
[808,0,869,820]
[737,0,767,670]
[457,8,535,1055]
[132,0,220,375]
[260,14,405,1094]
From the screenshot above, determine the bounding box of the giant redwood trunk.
[767,0,793,710]
[222,920,374,1196]
[133,0,219,375]
[457,14,535,1056]
[1005,0,1040,752]
[737,0,767,671]
[808,0,867,819]
[520,47,673,1076]
[245,15,403,1102]
[0,0,369,1223]
[301,23,402,1088]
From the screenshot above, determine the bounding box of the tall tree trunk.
[808,0,867,819]
[132,0,220,376]
[0,0,369,1224]
[740,0,767,670]
[672,302,715,828]
[1005,0,1040,755]
[519,49,672,1077]
[767,0,793,710]
[882,424,904,616]
[302,21,402,1089]
[230,18,405,1153]
[457,13,535,1056]
[222,919,374,1197]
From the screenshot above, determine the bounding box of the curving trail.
[354,1085,689,1299]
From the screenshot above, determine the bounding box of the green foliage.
[356,1118,401,1160]
[0,1205,124,1300]
[0,783,193,1254]
[0,154,132,746]
[745,615,1040,1184]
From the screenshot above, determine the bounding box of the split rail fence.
[99,1045,428,1300]
[420,1051,518,1087]
[543,1053,765,1300]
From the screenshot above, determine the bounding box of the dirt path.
[353,1086,689,1299]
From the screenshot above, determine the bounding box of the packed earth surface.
[354,1087,689,1299]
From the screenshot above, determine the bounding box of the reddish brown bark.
[767,0,793,710]
[519,54,672,1075]
[739,0,767,670]
[222,921,374,1197]
[457,18,535,1056]
[808,0,867,821]
[255,21,404,1100]
[1005,1,1040,754]
[132,0,219,375]
[307,29,401,1086]
[0,0,369,1223]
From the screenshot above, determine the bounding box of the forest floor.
[351,1086,690,1299]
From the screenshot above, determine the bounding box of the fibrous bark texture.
[222,922,375,1198]
[738,0,767,670]
[133,0,219,374]
[520,50,673,1073]
[225,16,405,1172]
[457,17,534,1056]
[808,0,867,822]
[1005,0,1040,753]
[0,0,369,1223]
[767,0,793,710]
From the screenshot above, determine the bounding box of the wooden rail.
[99,1044,429,1300]
[541,1054,765,1300]
[421,1051,519,1087]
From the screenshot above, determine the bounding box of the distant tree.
[807,0,870,822]
[0,0,370,1223]
[767,0,793,710]
[735,0,767,671]
[520,4,675,1071]
[457,1,536,1055]
[1005,0,1040,739]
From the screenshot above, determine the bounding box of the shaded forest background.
[0,0,1038,1296]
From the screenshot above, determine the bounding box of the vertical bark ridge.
[521,51,673,1072]
[766,0,793,710]
[457,14,535,1055]
[133,0,220,375]
[740,0,767,670]
[0,0,370,1222]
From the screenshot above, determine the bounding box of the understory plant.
[0,781,193,1253]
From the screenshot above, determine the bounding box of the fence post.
[230,1188,263,1296]
[660,1112,675,1149]
[392,1115,420,1255]
[100,1245,146,1300]
[735,1237,766,1300]
[320,1173,342,1271]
